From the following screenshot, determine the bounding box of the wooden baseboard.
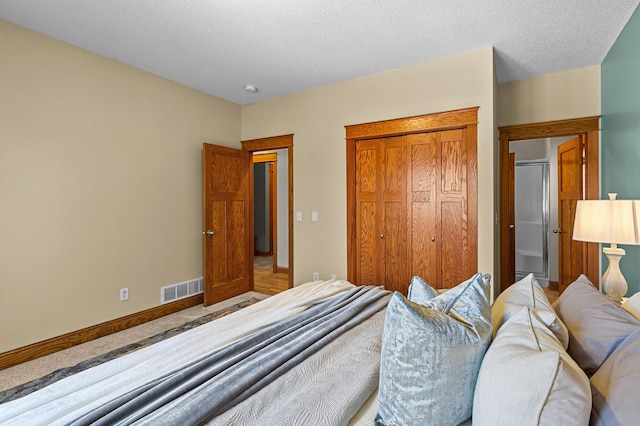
[549,281,559,291]
[0,294,203,371]
[254,250,271,257]
[276,266,289,274]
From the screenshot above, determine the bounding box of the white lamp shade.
[573,200,640,245]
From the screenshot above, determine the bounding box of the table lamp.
[572,194,640,302]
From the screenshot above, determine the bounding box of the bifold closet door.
[355,137,407,293]
[407,129,470,290]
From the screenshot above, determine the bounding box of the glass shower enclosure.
[514,161,549,285]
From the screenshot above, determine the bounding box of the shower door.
[514,161,549,284]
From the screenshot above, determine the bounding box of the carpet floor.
[0,292,266,402]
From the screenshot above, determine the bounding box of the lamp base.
[602,246,628,304]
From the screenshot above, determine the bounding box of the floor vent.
[161,278,204,304]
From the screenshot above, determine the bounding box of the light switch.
[312,211,318,222]
[296,211,303,221]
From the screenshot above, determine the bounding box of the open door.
[557,136,584,294]
[504,152,516,290]
[202,143,251,305]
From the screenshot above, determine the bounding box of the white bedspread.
[0,280,357,426]
[209,309,386,425]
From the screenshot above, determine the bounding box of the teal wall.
[601,4,640,296]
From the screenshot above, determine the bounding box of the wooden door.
[346,108,478,295]
[407,133,438,285]
[380,137,407,292]
[502,152,516,288]
[437,129,471,289]
[355,137,407,292]
[557,137,583,293]
[407,130,472,289]
[203,143,251,305]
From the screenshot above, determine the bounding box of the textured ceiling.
[1,1,638,105]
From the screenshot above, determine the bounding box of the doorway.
[253,153,277,272]
[242,135,294,293]
[499,117,600,294]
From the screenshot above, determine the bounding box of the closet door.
[355,137,407,292]
[407,133,439,285]
[346,107,478,295]
[437,129,470,289]
[407,129,470,289]
[380,137,407,292]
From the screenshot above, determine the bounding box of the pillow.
[492,273,569,348]
[473,307,591,426]
[552,274,640,376]
[407,275,439,305]
[622,292,640,320]
[590,329,640,425]
[375,273,492,426]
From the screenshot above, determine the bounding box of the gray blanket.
[68,285,390,426]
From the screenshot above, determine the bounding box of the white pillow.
[622,292,640,320]
[492,273,569,349]
[473,306,591,426]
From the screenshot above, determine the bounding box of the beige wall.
[0,20,241,352]
[241,47,497,289]
[1,18,600,354]
[497,65,601,127]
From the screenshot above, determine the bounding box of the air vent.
[161,278,204,304]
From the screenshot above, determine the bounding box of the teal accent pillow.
[376,273,492,426]
[407,275,439,305]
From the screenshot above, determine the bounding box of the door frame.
[498,116,600,293]
[242,134,294,290]
[346,107,479,285]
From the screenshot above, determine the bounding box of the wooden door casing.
[498,117,600,294]
[203,143,251,305]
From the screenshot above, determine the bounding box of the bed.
[1,273,638,425]
[0,280,390,425]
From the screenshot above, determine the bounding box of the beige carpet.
[0,291,268,394]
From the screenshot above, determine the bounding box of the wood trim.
[276,266,290,274]
[346,107,479,285]
[498,116,601,141]
[243,134,293,151]
[252,153,278,164]
[345,107,479,140]
[242,134,294,290]
[0,294,203,371]
[499,117,600,293]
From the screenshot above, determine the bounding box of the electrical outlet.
[313,272,319,281]
[120,287,129,301]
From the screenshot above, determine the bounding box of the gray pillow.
[407,275,439,305]
[590,329,640,425]
[376,273,492,426]
[552,274,640,376]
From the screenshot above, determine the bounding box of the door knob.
[380,234,385,239]
[509,224,516,229]
[203,230,214,237]
[552,229,562,234]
